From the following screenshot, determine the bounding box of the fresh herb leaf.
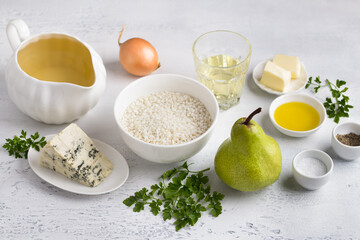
[133,202,145,212]
[2,130,47,159]
[162,207,172,221]
[305,76,353,123]
[123,196,136,207]
[149,200,161,216]
[123,162,224,231]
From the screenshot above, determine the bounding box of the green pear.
[215,108,282,191]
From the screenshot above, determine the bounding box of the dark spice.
[336,132,360,146]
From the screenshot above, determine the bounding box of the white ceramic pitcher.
[5,19,106,124]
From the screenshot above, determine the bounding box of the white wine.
[195,54,247,110]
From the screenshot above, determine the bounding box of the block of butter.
[273,54,300,79]
[260,61,291,92]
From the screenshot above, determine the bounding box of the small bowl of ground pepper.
[332,121,360,161]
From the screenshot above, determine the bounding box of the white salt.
[296,157,328,177]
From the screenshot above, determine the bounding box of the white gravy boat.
[5,19,106,124]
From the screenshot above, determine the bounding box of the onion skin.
[118,26,160,76]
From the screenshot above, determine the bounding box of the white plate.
[28,135,129,195]
[252,59,308,95]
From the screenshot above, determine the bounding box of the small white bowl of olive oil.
[269,93,326,137]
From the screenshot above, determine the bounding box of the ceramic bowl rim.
[332,121,360,149]
[269,93,326,135]
[113,73,219,149]
[292,149,334,180]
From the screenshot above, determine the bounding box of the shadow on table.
[102,59,137,81]
[281,174,308,192]
[24,169,114,201]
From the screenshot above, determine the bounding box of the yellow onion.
[118,26,160,76]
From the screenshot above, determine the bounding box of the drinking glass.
[192,30,251,110]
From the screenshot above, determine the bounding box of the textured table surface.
[1,0,360,239]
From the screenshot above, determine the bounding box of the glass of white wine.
[192,30,251,110]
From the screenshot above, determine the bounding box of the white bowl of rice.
[114,74,219,163]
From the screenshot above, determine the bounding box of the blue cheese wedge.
[40,123,113,187]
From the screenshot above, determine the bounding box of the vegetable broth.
[17,35,95,87]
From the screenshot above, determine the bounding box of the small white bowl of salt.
[292,149,333,190]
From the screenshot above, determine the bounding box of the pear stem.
[242,107,262,125]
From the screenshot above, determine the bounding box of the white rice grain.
[120,91,212,145]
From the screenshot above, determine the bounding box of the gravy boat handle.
[7,19,30,51]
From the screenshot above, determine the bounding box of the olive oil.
[274,102,320,131]
[195,54,246,110]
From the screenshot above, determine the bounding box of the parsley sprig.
[123,162,224,231]
[2,130,47,159]
[305,76,353,123]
